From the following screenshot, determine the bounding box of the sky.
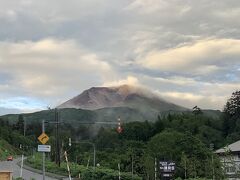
[0,0,240,114]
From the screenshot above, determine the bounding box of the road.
[0,157,58,180]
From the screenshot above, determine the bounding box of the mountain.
[0,107,20,116]
[58,85,188,115]
[0,85,222,128]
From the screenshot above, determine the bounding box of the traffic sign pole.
[42,120,46,180]
[20,154,24,177]
[118,163,121,180]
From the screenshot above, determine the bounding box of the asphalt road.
[0,157,57,180]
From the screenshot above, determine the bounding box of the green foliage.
[26,154,142,180]
[224,90,240,116]
[153,115,165,134]
[15,114,24,134]
[120,121,154,141]
[0,139,17,160]
[0,118,34,157]
[95,128,120,150]
[14,178,24,180]
[223,90,240,142]
[158,113,224,148]
[145,130,223,179]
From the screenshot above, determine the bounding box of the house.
[216,140,240,179]
[0,171,13,180]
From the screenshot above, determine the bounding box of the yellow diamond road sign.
[38,133,49,145]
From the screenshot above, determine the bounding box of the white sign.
[38,145,51,152]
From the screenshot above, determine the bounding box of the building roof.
[216,140,240,154]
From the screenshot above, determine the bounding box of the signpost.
[159,161,176,179]
[38,120,50,180]
[38,145,51,152]
[38,133,49,145]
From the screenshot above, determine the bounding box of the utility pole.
[93,143,96,171]
[55,109,61,167]
[20,144,23,178]
[42,120,46,180]
[184,158,187,180]
[23,117,26,137]
[64,151,72,180]
[131,154,134,179]
[210,143,215,180]
[154,158,157,180]
[118,163,121,180]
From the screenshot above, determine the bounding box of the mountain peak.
[57,84,187,113]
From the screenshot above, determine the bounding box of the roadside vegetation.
[0,139,17,160]
[0,116,34,160]
[26,153,141,179]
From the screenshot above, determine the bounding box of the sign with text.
[159,161,175,178]
[38,133,49,144]
[38,145,51,152]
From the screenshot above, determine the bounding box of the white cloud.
[125,0,169,14]
[102,76,140,87]
[138,74,240,110]
[214,7,240,20]
[153,76,199,86]
[0,38,114,105]
[139,38,240,75]
[157,91,227,110]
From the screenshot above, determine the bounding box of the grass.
[0,139,17,160]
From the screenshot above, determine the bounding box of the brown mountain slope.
[57,85,188,113]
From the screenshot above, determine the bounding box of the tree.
[95,128,120,150]
[146,130,223,178]
[223,90,240,138]
[192,106,203,116]
[153,115,165,134]
[77,125,90,140]
[15,114,24,135]
[120,121,153,141]
[224,90,240,116]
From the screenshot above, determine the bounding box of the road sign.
[38,132,49,144]
[159,161,175,178]
[38,145,51,152]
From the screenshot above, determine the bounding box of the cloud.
[0,0,240,113]
[125,0,169,14]
[102,76,140,87]
[138,38,240,75]
[0,97,45,110]
[0,38,114,107]
[137,74,240,110]
[213,7,240,20]
[152,76,200,86]
[157,91,226,110]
